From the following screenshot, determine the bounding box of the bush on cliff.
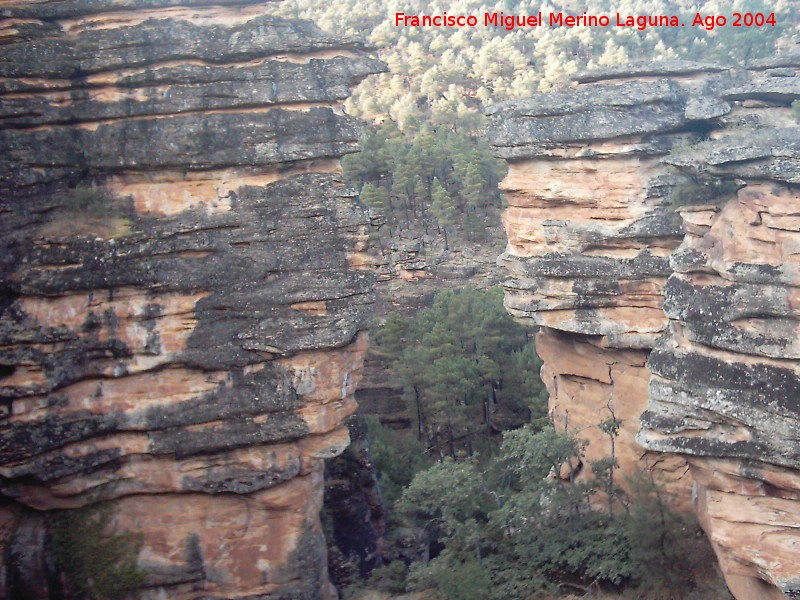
[51,503,144,600]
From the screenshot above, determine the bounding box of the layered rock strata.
[0,2,384,598]
[485,62,742,503]
[488,58,800,599]
[639,61,800,599]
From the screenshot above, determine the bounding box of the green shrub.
[366,560,407,594]
[51,503,145,600]
[397,425,724,599]
[365,415,431,511]
[437,559,491,600]
[622,470,708,596]
[670,179,739,210]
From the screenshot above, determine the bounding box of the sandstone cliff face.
[488,58,800,599]
[639,61,800,599]
[485,62,739,503]
[0,2,384,598]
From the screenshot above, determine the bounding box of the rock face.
[0,2,384,598]
[488,56,800,599]
[640,70,800,599]
[485,62,738,503]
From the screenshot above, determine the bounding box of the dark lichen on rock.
[0,2,385,598]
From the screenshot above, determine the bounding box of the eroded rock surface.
[0,2,384,598]
[488,57,800,599]
[640,65,800,599]
[485,62,735,504]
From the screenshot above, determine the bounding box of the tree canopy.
[277,0,797,127]
[343,122,507,240]
[375,287,548,458]
[397,425,715,599]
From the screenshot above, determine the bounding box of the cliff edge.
[488,56,800,599]
[0,1,384,598]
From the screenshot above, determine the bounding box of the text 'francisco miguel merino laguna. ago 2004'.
[394,10,779,32]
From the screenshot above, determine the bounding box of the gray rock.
[0,0,280,19]
[0,14,366,79]
[486,80,689,159]
[723,78,800,103]
[666,130,800,184]
[0,110,363,191]
[663,275,800,359]
[765,68,797,77]
[571,60,730,84]
[0,56,385,125]
[641,339,800,469]
[749,50,800,71]
[684,96,731,120]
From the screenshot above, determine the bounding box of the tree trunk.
[447,423,455,458]
[414,384,425,441]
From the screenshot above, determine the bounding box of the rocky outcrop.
[484,62,741,504]
[488,56,800,599]
[639,65,800,599]
[0,2,384,598]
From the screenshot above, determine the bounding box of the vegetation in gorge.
[354,288,725,600]
[365,415,433,509]
[374,287,548,459]
[343,121,507,244]
[51,503,144,600]
[391,426,716,599]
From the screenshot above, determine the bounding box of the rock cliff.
[488,57,800,599]
[640,59,800,599]
[0,1,384,598]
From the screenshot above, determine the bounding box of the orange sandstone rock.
[0,2,385,598]
[489,58,800,598]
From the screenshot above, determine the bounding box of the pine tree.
[377,288,547,455]
[430,178,458,250]
[359,182,390,213]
